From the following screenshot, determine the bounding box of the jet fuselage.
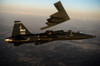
[5,30,96,46]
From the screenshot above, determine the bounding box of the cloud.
[60,41,100,51]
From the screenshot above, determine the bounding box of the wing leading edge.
[41,1,70,30]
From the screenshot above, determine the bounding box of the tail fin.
[12,21,31,36]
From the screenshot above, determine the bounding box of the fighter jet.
[5,21,96,46]
[41,1,70,30]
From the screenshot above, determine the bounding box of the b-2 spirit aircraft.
[41,1,70,30]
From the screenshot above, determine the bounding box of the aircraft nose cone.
[86,35,96,39]
[89,35,96,38]
[93,35,96,38]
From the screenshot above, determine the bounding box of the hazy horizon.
[0,0,100,21]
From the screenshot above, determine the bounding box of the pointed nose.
[89,35,96,39]
[92,35,96,38]
[85,35,96,39]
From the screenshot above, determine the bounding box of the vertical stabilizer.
[12,21,31,36]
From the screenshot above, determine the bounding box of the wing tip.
[41,25,54,30]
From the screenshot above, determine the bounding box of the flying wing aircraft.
[41,1,70,30]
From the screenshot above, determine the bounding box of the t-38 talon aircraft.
[5,21,96,46]
[5,1,96,46]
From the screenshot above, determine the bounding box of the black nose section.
[85,35,96,39]
[89,35,96,39]
[93,35,96,38]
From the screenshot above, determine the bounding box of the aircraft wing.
[35,40,53,45]
[41,1,70,30]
